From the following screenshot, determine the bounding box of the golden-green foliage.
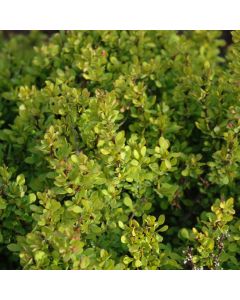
[0,31,239,269]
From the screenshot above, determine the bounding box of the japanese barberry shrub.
[0,30,240,270]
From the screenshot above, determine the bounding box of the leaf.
[71,154,79,163]
[192,228,198,235]
[158,215,165,226]
[90,224,102,234]
[7,243,20,252]
[226,197,234,208]
[133,150,140,160]
[80,256,90,269]
[115,131,125,147]
[123,256,133,265]
[221,176,229,185]
[205,238,215,251]
[123,196,133,208]
[164,159,171,169]
[16,174,25,186]
[100,249,108,258]
[110,56,119,65]
[126,177,133,183]
[130,159,139,166]
[71,205,82,213]
[181,169,189,176]
[159,136,169,151]
[28,193,36,203]
[100,148,110,155]
[118,221,125,229]
[180,228,189,239]
[121,235,127,244]
[34,251,46,263]
[140,146,147,157]
[135,260,142,268]
[0,198,6,210]
[143,202,152,211]
[159,225,168,232]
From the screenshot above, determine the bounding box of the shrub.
[0,30,239,269]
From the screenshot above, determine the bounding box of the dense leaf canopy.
[0,31,240,269]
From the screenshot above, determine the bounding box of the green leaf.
[159,225,168,232]
[126,177,133,182]
[159,136,169,151]
[100,148,110,155]
[133,150,140,160]
[0,198,6,210]
[123,196,133,208]
[135,260,142,268]
[140,146,146,157]
[164,159,171,169]
[180,228,189,239]
[90,224,102,234]
[71,154,79,163]
[115,131,125,147]
[71,205,82,213]
[34,251,46,263]
[205,238,215,251]
[221,176,229,185]
[80,256,90,269]
[118,221,125,229]
[16,174,25,186]
[181,169,189,176]
[28,193,36,203]
[100,249,108,258]
[7,243,20,252]
[158,215,165,226]
[121,235,127,244]
[130,159,139,166]
[123,256,133,265]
